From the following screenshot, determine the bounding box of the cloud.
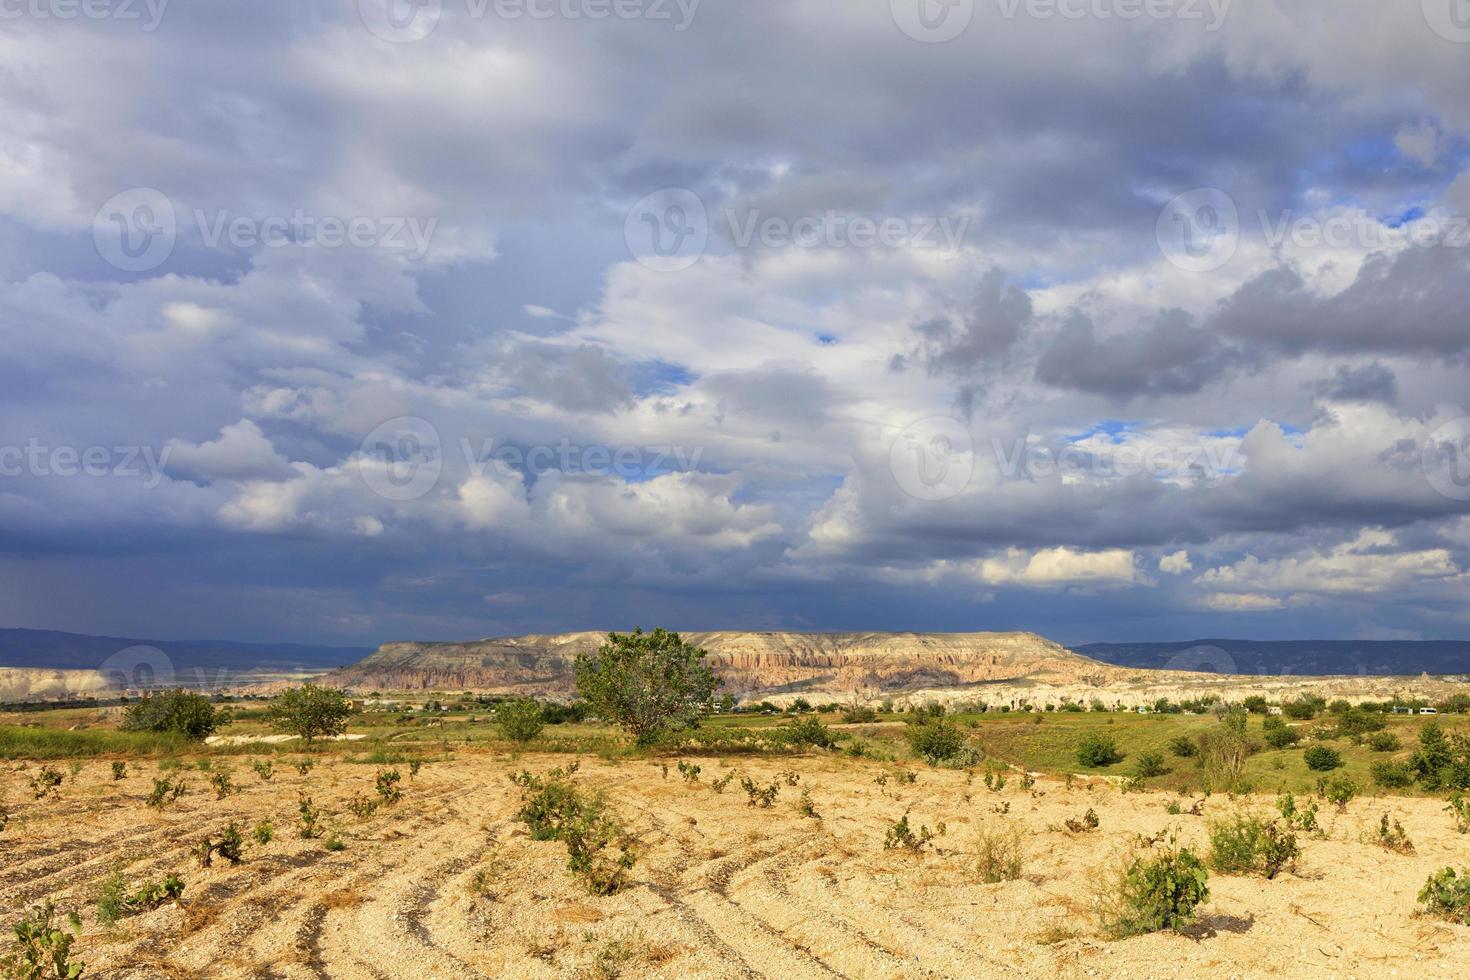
[165,420,293,483]
[1160,550,1193,575]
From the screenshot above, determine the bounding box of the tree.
[495,698,545,742]
[121,689,221,740]
[574,628,719,746]
[1076,733,1123,767]
[266,684,355,744]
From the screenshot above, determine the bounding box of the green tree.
[121,688,221,740]
[495,698,545,742]
[265,684,355,744]
[574,628,719,747]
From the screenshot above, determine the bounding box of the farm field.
[4,705,1470,977]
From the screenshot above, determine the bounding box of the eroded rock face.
[319,630,1135,697]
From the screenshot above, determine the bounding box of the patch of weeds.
[1419,867,1470,924]
[1207,814,1298,879]
[974,823,1025,883]
[1373,813,1414,854]
[324,831,347,852]
[1095,838,1209,938]
[1064,808,1100,834]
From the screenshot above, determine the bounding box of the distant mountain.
[1076,639,1470,677]
[0,628,370,689]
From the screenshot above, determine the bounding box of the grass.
[0,725,193,759]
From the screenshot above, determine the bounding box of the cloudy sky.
[3,0,1470,647]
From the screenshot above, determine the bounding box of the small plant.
[883,812,936,852]
[990,801,1011,815]
[1167,735,1197,758]
[324,832,347,852]
[1207,814,1298,879]
[1304,745,1342,772]
[676,761,701,783]
[1065,808,1100,833]
[974,823,1025,883]
[983,769,1007,792]
[408,759,423,778]
[347,792,380,820]
[132,875,184,909]
[1366,731,1400,752]
[1132,752,1169,779]
[294,759,315,777]
[375,769,403,805]
[30,765,64,800]
[1096,840,1209,938]
[1164,799,1183,816]
[777,769,801,787]
[1020,772,1036,791]
[298,795,324,839]
[1374,813,1414,854]
[96,871,128,928]
[1323,775,1358,812]
[1076,734,1123,768]
[146,777,186,809]
[199,822,245,867]
[1446,794,1470,834]
[1276,792,1318,833]
[1419,867,1470,924]
[111,762,127,781]
[68,761,82,781]
[739,776,779,809]
[710,771,734,793]
[209,770,236,800]
[252,819,274,846]
[795,787,820,819]
[251,759,275,782]
[3,901,84,979]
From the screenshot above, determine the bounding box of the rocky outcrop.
[318,630,1143,697]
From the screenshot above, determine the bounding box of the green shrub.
[883,812,939,852]
[252,819,274,846]
[739,776,779,809]
[511,767,636,894]
[1065,808,1100,833]
[1447,794,1470,834]
[974,823,1025,883]
[251,759,274,782]
[905,719,970,765]
[111,762,127,781]
[1419,867,1470,924]
[494,699,545,743]
[1207,814,1298,878]
[1371,760,1414,789]
[1275,792,1318,832]
[1133,752,1169,779]
[1322,775,1358,811]
[2,901,83,978]
[1097,842,1209,938]
[266,684,356,744]
[842,706,878,724]
[298,795,323,839]
[1303,745,1342,772]
[1366,731,1400,752]
[1374,813,1414,854]
[785,716,839,750]
[146,777,185,809]
[1262,717,1300,749]
[1167,735,1196,758]
[1076,734,1123,768]
[375,769,402,804]
[121,689,221,740]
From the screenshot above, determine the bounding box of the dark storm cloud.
[918,270,1034,373]
[1034,309,1243,398]
[1315,362,1398,404]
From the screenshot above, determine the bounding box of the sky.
[3,0,1470,647]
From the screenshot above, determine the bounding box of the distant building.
[1420,707,1438,715]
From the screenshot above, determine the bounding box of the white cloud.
[1160,550,1193,575]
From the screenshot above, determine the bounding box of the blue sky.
[3,1,1470,648]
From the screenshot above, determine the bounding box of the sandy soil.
[3,751,1469,978]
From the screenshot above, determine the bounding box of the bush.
[1337,707,1386,737]
[1167,735,1197,758]
[1419,867,1470,924]
[1304,745,1342,772]
[905,719,970,765]
[1371,760,1414,789]
[266,685,356,744]
[842,706,878,724]
[375,769,402,804]
[1207,815,1298,878]
[121,689,221,740]
[1065,808,1100,833]
[883,812,938,852]
[1262,716,1300,749]
[111,761,127,781]
[1374,813,1414,854]
[2,901,83,978]
[1197,710,1253,790]
[30,766,63,800]
[1097,842,1209,938]
[974,823,1026,883]
[573,628,719,746]
[784,715,839,750]
[1322,775,1357,811]
[1366,731,1401,752]
[1076,734,1123,768]
[1133,752,1169,778]
[495,699,545,743]
[511,768,636,894]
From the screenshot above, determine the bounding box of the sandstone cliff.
[318,630,1144,697]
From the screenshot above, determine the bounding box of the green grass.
[0,725,193,759]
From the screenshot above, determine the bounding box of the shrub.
[1262,716,1300,749]
[676,761,701,783]
[266,684,356,744]
[294,758,315,777]
[495,699,545,743]
[883,812,939,852]
[375,769,402,804]
[1133,752,1169,779]
[784,716,839,750]
[324,832,347,852]
[1197,709,1254,790]
[1366,731,1400,752]
[1076,734,1122,768]
[347,792,379,820]
[710,771,734,794]
[1283,696,1324,720]
[1276,792,1318,832]
[199,823,245,867]
[2,901,83,978]
[146,777,185,808]
[1322,775,1358,811]
[1336,707,1386,737]
[795,787,820,819]
[842,706,878,724]
[1065,808,1100,834]
[1207,814,1298,878]
[1419,867,1470,924]
[1374,813,1414,854]
[1371,760,1414,789]
[573,627,719,746]
[1097,842,1209,938]
[982,769,1007,792]
[298,795,324,839]
[905,719,970,765]
[121,689,221,740]
[209,770,236,800]
[1167,735,1197,758]
[111,761,127,781]
[1303,745,1342,772]
[739,776,779,809]
[974,823,1025,883]
[30,765,63,800]
[511,768,636,894]
[251,759,274,782]
[252,819,274,846]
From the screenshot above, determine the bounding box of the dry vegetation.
[5,744,1470,978]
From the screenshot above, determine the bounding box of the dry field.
[4,750,1470,978]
